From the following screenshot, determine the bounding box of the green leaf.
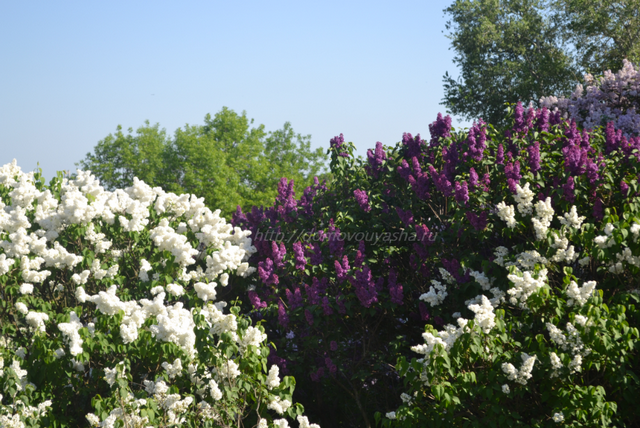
[432,384,445,401]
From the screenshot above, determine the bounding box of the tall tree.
[77,107,329,219]
[557,0,640,73]
[442,0,640,126]
[442,0,577,125]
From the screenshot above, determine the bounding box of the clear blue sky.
[1,0,471,180]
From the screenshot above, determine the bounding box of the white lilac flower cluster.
[549,352,563,377]
[613,247,640,272]
[297,415,321,428]
[497,246,553,274]
[410,318,470,385]
[400,392,415,405]
[1,358,30,393]
[267,365,281,390]
[0,400,53,427]
[594,223,616,249]
[566,280,597,307]
[506,267,548,309]
[418,268,459,307]
[24,311,48,333]
[532,198,554,241]
[267,396,292,414]
[85,391,155,427]
[216,359,241,380]
[90,258,118,280]
[162,358,183,379]
[513,250,548,270]
[546,322,589,356]
[469,270,493,290]
[496,202,517,228]
[166,283,184,296]
[494,247,549,271]
[139,374,195,425]
[419,280,448,307]
[558,206,585,230]
[84,223,113,254]
[513,183,535,215]
[104,361,126,388]
[549,231,578,264]
[495,185,555,239]
[238,326,269,355]
[57,311,84,357]
[467,295,497,333]
[264,417,319,428]
[14,302,28,316]
[411,293,497,384]
[464,287,505,310]
[438,267,456,285]
[77,284,199,356]
[0,162,256,289]
[501,353,536,385]
[493,246,510,267]
[594,222,640,273]
[546,321,591,374]
[494,195,588,278]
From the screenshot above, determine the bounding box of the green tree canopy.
[558,0,640,74]
[442,0,640,125]
[77,107,329,219]
[78,121,168,190]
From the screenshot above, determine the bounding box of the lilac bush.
[232,102,640,427]
[0,163,320,428]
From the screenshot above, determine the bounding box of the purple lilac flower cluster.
[398,158,431,200]
[366,142,387,178]
[330,133,349,157]
[428,113,452,147]
[354,189,372,212]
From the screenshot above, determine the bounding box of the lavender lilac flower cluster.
[541,59,640,137]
